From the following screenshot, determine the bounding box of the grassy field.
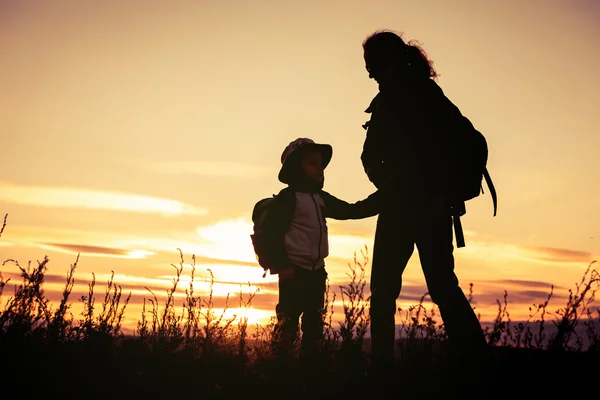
[1,214,599,399]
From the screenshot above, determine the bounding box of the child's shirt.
[285,192,328,271]
[263,188,380,273]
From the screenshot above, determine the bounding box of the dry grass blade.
[0,214,7,238]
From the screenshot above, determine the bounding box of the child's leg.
[272,271,302,356]
[299,267,327,356]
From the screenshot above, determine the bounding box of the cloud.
[495,279,564,290]
[8,218,258,267]
[191,254,258,268]
[0,271,69,286]
[453,235,596,268]
[128,159,271,179]
[531,247,593,263]
[0,269,259,300]
[0,181,207,216]
[460,278,567,307]
[37,242,155,259]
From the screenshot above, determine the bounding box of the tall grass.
[1,213,599,398]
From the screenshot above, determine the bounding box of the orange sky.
[1,0,599,334]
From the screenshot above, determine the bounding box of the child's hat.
[278,138,333,184]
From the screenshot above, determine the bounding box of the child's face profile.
[300,150,324,187]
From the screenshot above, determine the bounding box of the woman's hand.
[279,267,295,280]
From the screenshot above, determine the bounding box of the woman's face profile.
[364,50,391,84]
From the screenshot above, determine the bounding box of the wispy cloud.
[531,247,593,263]
[453,235,596,267]
[494,279,565,290]
[191,254,258,268]
[128,159,271,179]
[0,181,207,216]
[37,242,155,259]
[502,244,596,265]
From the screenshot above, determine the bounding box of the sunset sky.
[1,0,599,334]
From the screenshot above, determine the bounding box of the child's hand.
[279,267,295,280]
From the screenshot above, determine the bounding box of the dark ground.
[1,338,598,400]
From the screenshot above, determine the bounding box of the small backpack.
[250,195,278,277]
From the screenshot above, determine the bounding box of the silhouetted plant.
[549,261,599,351]
[236,281,259,361]
[337,246,370,353]
[0,214,7,238]
[322,276,340,353]
[75,270,131,343]
[1,211,599,398]
[139,250,185,353]
[532,286,554,349]
[46,255,78,342]
[584,308,600,351]
[251,315,277,360]
[486,290,511,346]
[0,257,51,338]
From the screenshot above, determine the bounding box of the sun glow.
[195,218,257,263]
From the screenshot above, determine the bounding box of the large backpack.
[250,195,278,277]
[449,114,497,248]
[363,83,497,249]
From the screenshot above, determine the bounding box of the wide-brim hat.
[278,138,333,184]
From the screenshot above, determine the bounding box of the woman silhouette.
[360,30,489,387]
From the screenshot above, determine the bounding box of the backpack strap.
[451,201,466,248]
[453,214,465,248]
[483,167,498,217]
[453,168,497,249]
